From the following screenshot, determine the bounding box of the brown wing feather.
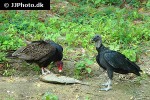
[13,41,56,60]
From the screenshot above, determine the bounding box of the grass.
[42,92,58,100]
[0,1,150,77]
[74,58,94,79]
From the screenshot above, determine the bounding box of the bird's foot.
[45,70,51,74]
[42,71,51,75]
[100,79,112,91]
[101,82,109,86]
[100,86,112,91]
[41,68,51,75]
[42,72,47,75]
[101,79,112,86]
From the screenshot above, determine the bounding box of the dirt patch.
[0,43,150,100]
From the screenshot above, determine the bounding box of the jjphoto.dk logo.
[0,0,50,10]
[4,2,44,8]
[4,3,9,8]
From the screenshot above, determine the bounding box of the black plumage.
[92,34,142,91]
[12,40,63,75]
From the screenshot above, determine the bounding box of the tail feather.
[6,50,17,58]
[127,60,142,76]
[127,59,142,74]
[132,64,142,76]
[131,62,141,71]
[12,47,26,56]
[134,71,141,76]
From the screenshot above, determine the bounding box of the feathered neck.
[96,44,107,52]
[95,40,101,48]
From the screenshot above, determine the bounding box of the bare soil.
[0,42,150,100]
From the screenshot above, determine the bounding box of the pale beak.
[59,70,62,72]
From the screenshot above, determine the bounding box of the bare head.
[56,61,63,72]
[92,34,102,48]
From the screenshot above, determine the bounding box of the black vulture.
[92,34,142,91]
[12,40,63,75]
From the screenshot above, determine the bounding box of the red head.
[56,61,63,72]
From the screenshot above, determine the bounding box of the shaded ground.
[0,42,150,100]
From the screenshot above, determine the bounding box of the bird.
[92,34,142,91]
[12,40,63,75]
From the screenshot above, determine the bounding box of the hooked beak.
[91,39,94,43]
[91,37,96,43]
[56,61,63,73]
[58,65,63,73]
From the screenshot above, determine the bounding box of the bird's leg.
[41,67,46,75]
[100,79,112,91]
[101,79,111,86]
[100,68,113,91]
[41,67,51,75]
[43,68,51,74]
[101,70,111,86]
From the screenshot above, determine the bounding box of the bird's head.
[56,61,63,72]
[92,34,102,48]
[92,34,102,42]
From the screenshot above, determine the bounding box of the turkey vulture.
[12,40,63,75]
[92,34,142,91]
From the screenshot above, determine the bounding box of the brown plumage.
[12,40,63,75]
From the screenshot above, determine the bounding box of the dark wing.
[12,40,56,60]
[103,51,140,71]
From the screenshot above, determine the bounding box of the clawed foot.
[42,71,51,75]
[41,67,51,75]
[100,83,112,91]
[100,86,112,91]
[101,82,110,86]
[100,79,112,91]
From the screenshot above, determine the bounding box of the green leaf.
[85,59,94,65]
[3,41,9,45]
[42,92,58,100]
[86,68,92,74]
